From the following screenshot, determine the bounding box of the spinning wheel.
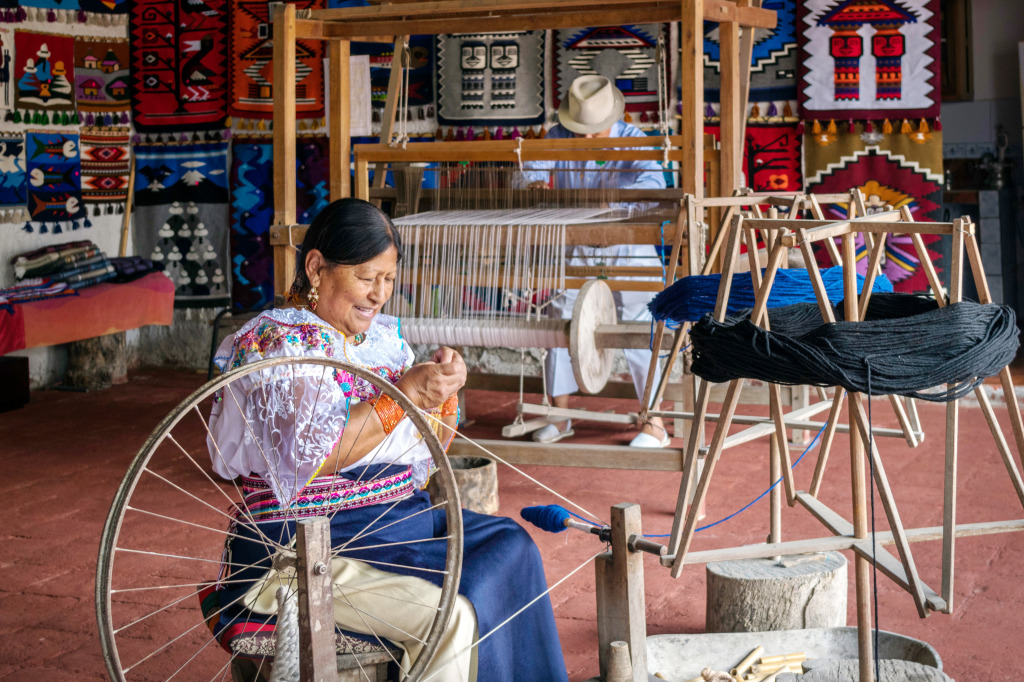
[96,357,464,681]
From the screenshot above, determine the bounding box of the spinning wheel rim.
[570,279,618,395]
[96,356,464,681]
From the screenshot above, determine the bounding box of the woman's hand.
[396,347,467,410]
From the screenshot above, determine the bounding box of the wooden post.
[596,503,647,682]
[842,234,873,682]
[941,219,965,611]
[296,518,338,682]
[328,39,352,200]
[718,19,741,197]
[273,4,298,301]
[679,0,705,198]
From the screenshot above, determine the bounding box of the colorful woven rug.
[130,0,229,132]
[81,128,131,214]
[14,31,77,122]
[803,127,944,292]
[229,135,331,309]
[797,0,940,121]
[352,35,435,135]
[24,131,86,233]
[0,28,13,114]
[228,0,325,123]
[437,31,545,127]
[705,122,803,193]
[705,0,798,104]
[134,141,231,304]
[80,0,130,14]
[555,24,667,129]
[0,136,27,223]
[74,37,130,126]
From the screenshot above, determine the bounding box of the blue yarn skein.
[520,505,572,533]
[649,266,893,323]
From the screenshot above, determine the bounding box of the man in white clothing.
[520,75,669,448]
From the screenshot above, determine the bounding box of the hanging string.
[649,266,894,323]
[689,293,1019,402]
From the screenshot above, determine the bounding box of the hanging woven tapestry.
[554,24,668,130]
[0,28,13,114]
[797,0,940,121]
[803,126,943,292]
[228,0,326,122]
[705,122,803,192]
[14,31,76,121]
[134,141,231,304]
[352,35,435,135]
[437,31,545,127]
[74,37,130,126]
[704,0,797,105]
[80,0,130,14]
[81,128,130,214]
[24,131,86,233]
[130,0,229,132]
[229,135,331,309]
[0,136,27,223]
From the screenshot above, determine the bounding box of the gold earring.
[307,286,319,311]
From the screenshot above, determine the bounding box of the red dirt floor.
[2,368,1024,681]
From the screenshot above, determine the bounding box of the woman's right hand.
[396,347,466,410]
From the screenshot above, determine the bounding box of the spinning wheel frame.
[96,356,464,682]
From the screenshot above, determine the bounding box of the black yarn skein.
[689,292,1019,403]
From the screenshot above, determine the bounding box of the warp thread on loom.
[648,266,893,323]
[689,293,1019,402]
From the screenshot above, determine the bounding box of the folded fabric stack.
[108,256,164,284]
[0,277,78,307]
[10,240,116,294]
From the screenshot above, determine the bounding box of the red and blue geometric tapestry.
[228,0,326,121]
[803,127,943,292]
[555,24,668,129]
[797,0,940,121]
[704,122,803,192]
[81,128,131,213]
[130,0,229,132]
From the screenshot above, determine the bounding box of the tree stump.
[427,456,499,514]
[706,552,847,633]
[65,332,128,390]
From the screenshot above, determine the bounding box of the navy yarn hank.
[648,266,893,324]
[689,292,1019,403]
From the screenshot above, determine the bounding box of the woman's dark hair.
[289,197,404,296]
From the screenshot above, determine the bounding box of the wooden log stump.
[706,552,847,633]
[427,455,499,514]
[64,332,127,390]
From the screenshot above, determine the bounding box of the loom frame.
[649,192,1024,682]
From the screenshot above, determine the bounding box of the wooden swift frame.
[653,198,1024,682]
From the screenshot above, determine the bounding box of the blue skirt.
[217,464,568,682]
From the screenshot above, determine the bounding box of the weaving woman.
[206,198,568,681]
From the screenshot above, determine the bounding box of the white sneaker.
[628,431,671,448]
[533,420,574,443]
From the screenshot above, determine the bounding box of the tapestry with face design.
[797,0,940,121]
[437,31,545,126]
[803,126,944,293]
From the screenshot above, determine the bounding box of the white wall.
[971,0,1024,101]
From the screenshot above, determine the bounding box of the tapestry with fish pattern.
[80,127,131,213]
[229,135,331,309]
[797,0,940,121]
[130,0,229,132]
[228,0,325,123]
[0,136,27,223]
[74,37,131,126]
[437,31,545,126]
[24,131,86,233]
[555,24,668,129]
[803,126,943,292]
[134,141,231,304]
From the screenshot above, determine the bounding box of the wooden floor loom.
[594,202,1024,682]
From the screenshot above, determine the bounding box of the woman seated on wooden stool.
[206,198,568,681]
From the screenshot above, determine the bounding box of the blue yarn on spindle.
[648,266,893,323]
[520,505,573,533]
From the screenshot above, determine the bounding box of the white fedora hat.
[558,75,625,135]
